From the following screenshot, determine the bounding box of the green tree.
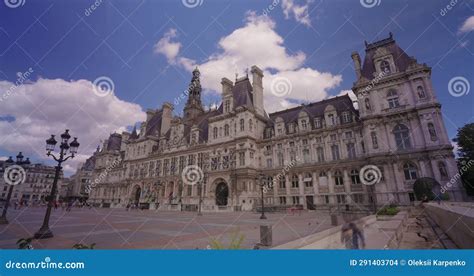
[454,123,474,196]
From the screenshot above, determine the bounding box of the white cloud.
[459,16,474,33]
[155,11,342,113]
[0,78,146,173]
[0,156,7,161]
[153,28,182,64]
[281,0,313,27]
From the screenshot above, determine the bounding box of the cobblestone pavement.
[0,207,333,249]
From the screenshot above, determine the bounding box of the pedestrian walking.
[341,222,365,249]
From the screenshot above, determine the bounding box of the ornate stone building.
[87,34,466,211]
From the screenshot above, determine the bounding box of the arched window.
[249,119,253,132]
[301,119,307,130]
[438,162,448,179]
[380,60,391,73]
[394,124,411,150]
[319,171,327,177]
[350,169,361,184]
[371,132,378,149]
[331,145,340,161]
[417,85,426,99]
[213,127,218,139]
[334,170,343,185]
[240,119,245,131]
[224,124,230,136]
[403,162,418,180]
[365,98,371,110]
[291,174,299,188]
[387,89,400,108]
[428,123,437,141]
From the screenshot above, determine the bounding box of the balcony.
[277,188,286,195]
[351,185,363,192]
[290,188,299,195]
[334,186,345,193]
[318,186,329,193]
[304,187,314,194]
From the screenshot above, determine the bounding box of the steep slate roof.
[232,76,254,109]
[106,133,122,151]
[361,34,416,80]
[82,155,96,171]
[268,95,358,128]
[145,110,163,136]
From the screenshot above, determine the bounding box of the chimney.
[351,51,362,80]
[146,109,155,122]
[160,102,173,136]
[221,77,233,96]
[250,65,264,116]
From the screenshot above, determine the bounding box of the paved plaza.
[0,207,334,249]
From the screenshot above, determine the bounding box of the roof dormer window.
[380,60,391,74]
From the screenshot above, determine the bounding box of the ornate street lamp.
[34,130,79,239]
[257,173,267,220]
[0,152,30,224]
[197,172,207,216]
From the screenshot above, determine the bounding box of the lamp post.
[34,130,79,239]
[257,173,267,220]
[197,172,207,216]
[0,152,30,224]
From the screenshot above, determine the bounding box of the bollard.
[331,214,338,226]
[260,225,272,246]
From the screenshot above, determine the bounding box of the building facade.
[0,161,62,204]
[87,34,466,211]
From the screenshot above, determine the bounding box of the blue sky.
[0,0,473,172]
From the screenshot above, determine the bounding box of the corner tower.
[184,67,204,121]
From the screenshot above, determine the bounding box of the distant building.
[68,154,96,201]
[0,161,62,203]
[87,34,466,211]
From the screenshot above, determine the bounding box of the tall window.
[380,60,391,73]
[277,152,284,167]
[417,85,426,98]
[291,174,299,188]
[334,170,343,186]
[304,173,313,187]
[350,169,361,184]
[279,177,286,189]
[213,127,218,139]
[347,143,356,159]
[371,132,378,149]
[303,149,310,163]
[387,89,400,108]
[224,124,230,136]
[428,123,437,141]
[249,119,253,132]
[394,124,411,150]
[438,162,448,179]
[240,119,245,131]
[239,152,245,166]
[224,100,230,113]
[328,114,336,126]
[266,159,272,168]
[403,162,418,180]
[317,147,325,162]
[301,119,307,130]
[365,98,371,110]
[331,145,340,161]
[341,111,352,124]
[314,117,322,128]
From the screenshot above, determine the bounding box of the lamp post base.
[34,227,54,239]
[0,216,8,225]
[260,214,267,220]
